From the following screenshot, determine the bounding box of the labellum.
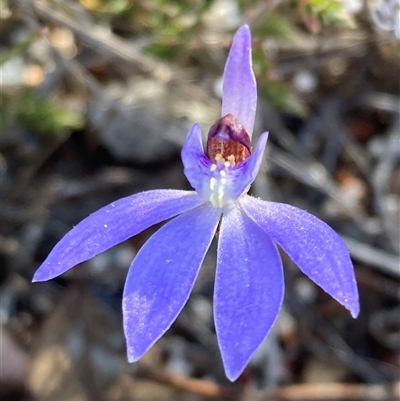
[207,114,252,165]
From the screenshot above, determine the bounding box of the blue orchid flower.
[33,25,359,381]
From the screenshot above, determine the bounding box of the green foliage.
[253,47,305,116]
[137,0,212,60]
[252,47,270,78]
[15,90,83,137]
[76,0,305,114]
[261,80,306,116]
[237,0,264,9]
[253,13,295,40]
[144,42,182,60]
[0,27,82,138]
[81,0,212,60]
[305,0,348,27]
[78,0,129,17]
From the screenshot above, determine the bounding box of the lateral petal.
[241,196,360,318]
[33,190,203,281]
[123,203,221,362]
[181,123,213,198]
[222,25,257,136]
[215,204,284,381]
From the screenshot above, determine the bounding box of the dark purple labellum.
[207,114,252,164]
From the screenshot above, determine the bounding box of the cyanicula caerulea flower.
[33,25,359,381]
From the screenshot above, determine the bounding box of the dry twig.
[247,381,400,401]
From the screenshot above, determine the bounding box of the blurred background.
[1,0,399,400]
